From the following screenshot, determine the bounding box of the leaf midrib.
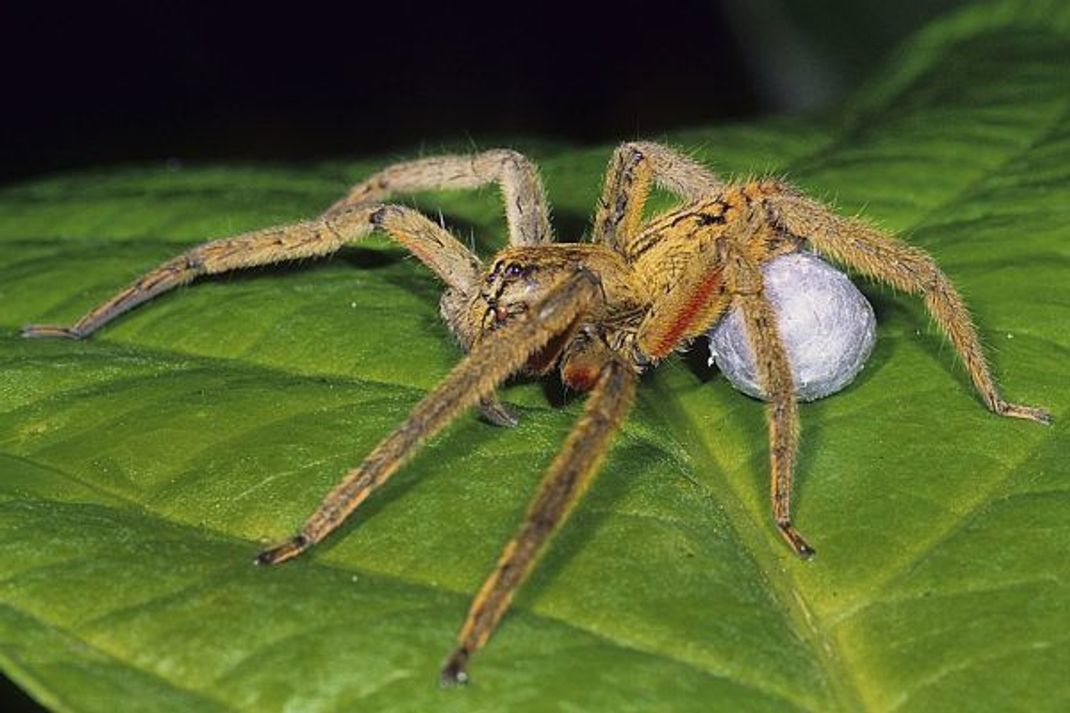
[634,49,1069,713]
[639,380,863,713]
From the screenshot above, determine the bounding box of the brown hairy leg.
[727,251,813,558]
[327,149,553,246]
[256,270,604,566]
[326,148,556,426]
[22,146,554,340]
[593,141,724,255]
[440,357,638,686]
[766,188,1051,425]
[632,196,813,556]
[21,204,482,340]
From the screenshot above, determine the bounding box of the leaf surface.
[1,2,1067,711]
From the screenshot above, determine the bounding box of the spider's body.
[464,185,793,380]
[22,143,1050,685]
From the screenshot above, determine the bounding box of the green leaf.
[1,1,1067,711]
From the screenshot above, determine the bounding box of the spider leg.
[21,204,481,340]
[326,149,553,246]
[255,270,604,566]
[440,357,637,686]
[631,197,814,556]
[730,272,814,558]
[21,147,549,333]
[326,149,554,425]
[593,141,723,254]
[765,187,1051,425]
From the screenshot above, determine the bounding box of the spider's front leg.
[441,350,637,686]
[326,149,554,246]
[324,148,557,426]
[20,214,359,340]
[765,187,1051,425]
[593,141,723,255]
[21,204,482,340]
[255,270,605,566]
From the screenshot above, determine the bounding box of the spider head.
[469,247,589,374]
[474,250,548,333]
[469,245,630,336]
[464,245,633,373]
[442,247,580,354]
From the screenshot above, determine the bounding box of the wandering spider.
[22,142,1051,685]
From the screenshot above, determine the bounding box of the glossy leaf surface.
[1,2,1067,710]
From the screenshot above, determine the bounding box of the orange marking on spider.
[650,267,724,358]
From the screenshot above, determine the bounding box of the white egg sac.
[707,251,876,402]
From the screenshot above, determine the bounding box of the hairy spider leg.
[327,149,553,246]
[441,356,637,686]
[20,204,481,340]
[21,146,556,338]
[765,188,1051,425]
[593,141,723,255]
[631,196,815,557]
[255,271,604,566]
[325,148,555,426]
[721,237,813,558]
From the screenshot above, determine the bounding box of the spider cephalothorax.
[22,143,1050,685]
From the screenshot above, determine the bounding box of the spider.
[22,142,1051,685]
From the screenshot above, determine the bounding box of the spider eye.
[505,263,525,278]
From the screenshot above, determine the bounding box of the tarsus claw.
[21,324,82,340]
[997,401,1052,426]
[255,534,310,566]
[440,647,470,687]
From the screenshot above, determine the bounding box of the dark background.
[3,0,765,185]
[0,0,962,709]
[1,0,964,185]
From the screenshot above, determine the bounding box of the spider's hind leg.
[713,221,815,558]
[631,197,816,558]
[764,186,1051,425]
[256,271,606,568]
[735,285,814,558]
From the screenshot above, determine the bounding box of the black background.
[3,0,768,185]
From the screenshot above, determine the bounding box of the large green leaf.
[1,2,1067,711]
